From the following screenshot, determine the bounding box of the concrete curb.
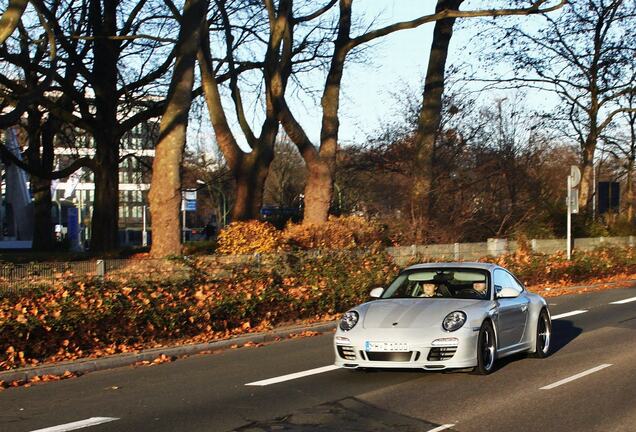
[0,320,337,383]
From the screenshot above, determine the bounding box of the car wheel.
[473,320,496,375]
[530,308,552,358]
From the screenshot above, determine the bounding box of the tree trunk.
[302,158,333,224]
[91,135,119,252]
[31,175,54,250]
[627,159,634,222]
[297,0,352,225]
[24,109,55,251]
[232,150,272,221]
[88,0,120,252]
[578,137,596,212]
[149,0,208,257]
[411,0,463,239]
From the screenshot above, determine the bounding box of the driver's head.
[473,282,487,294]
[422,283,436,297]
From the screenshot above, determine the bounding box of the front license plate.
[364,341,408,352]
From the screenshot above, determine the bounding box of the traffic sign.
[184,200,196,211]
[570,165,581,188]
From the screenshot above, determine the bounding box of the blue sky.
[288,1,439,145]
[192,1,563,154]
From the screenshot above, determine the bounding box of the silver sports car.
[334,262,552,374]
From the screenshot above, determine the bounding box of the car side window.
[493,269,507,293]
[503,270,523,294]
[508,273,524,293]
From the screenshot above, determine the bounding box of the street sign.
[185,200,196,211]
[570,189,579,214]
[570,165,581,188]
[183,190,197,201]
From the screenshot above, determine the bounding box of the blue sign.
[67,207,79,245]
[185,200,197,211]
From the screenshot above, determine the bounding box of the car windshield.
[381,268,490,300]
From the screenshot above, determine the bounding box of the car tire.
[473,320,497,375]
[530,308,552,358]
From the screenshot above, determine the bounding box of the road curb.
[0,320,337,383]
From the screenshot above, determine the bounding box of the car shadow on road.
[550,319,583,354]
[495,319,583,372]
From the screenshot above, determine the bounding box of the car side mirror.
[497,286,520,299]
[369,287,384,298]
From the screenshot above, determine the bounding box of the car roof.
[404,262,500,272]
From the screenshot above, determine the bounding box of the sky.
[294,1,438,145]
[192,0,564,155]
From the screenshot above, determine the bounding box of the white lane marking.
[246,365,340,386]
[610,296,636,305]
[428,424,455,432]
[30,417,119,432]
[540,364,613,390]
[551,310,588,320]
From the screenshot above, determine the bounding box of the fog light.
[432,337,459,347]
[335,336,351,344]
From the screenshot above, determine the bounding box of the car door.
[494,270,529,349]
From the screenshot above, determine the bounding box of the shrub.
[0,249,396,370]
[283,215,385,250]
[216,221,283,255]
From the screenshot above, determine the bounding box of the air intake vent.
[427,347,457,361]
[366,351,413,362]
[337,345,356,360]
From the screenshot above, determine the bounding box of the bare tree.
[198,0,333,221]
[148,0,209,257]
[602,92,636,220]
[280,0,566,226]
[0,0,28,44]
[478,0,636,211]
[0,0,183,252]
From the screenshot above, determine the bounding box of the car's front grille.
[366,351,413,362]
[427,346,457,361]
[337,345,356,360]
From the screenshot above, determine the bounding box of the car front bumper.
[333,327,480,370]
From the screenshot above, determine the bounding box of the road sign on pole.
[185,200,196,211]
[567,165,581,260]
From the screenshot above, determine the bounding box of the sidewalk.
[0,320,337,384]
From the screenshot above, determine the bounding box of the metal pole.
[567,175,572,260]
[182,204,186,243]
[79,191,84,250]
[592,161,596,219]
[142,205,148,247]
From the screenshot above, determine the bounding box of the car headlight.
[339,311,359,331]
[442,311,466,332]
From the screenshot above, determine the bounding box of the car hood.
[361,298,486,329]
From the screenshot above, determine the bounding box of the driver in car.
[421,283,437,297]
[473,282,488,297]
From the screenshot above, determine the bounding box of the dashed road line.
[540,364,613,390]
[246,365,340,386]
[610,296,636,305]
[552,310,588,320]
[29,417,119,432]
[427,424,456,432]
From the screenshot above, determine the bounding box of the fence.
[2,235,635,293]
[0,258,190,295]
[387,235,636,265]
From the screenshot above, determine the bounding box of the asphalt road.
[1,286,636,432]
